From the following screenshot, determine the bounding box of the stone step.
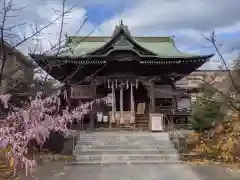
[79,136,153,139]
[75,144,174,150]
[77,139,163,143]
[75,154,180,162]
[135,122,148,124]
[135,117,148,119]
[79,134,159,137]
[74,149,178,154]
[76,143,174,148]
[135,115,148,118]
[73,132,180,165]
[135,118,148,120]
[134,126,148,128]
[88,128,136,132]
[135,125,148,127]
[67,159,182,165]
[77,138,175,145]
[77,139,173,143]
[77,139,174,143]
[135,127,148,130]
[79,133,156,136]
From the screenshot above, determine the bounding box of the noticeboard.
[150,113,163,132]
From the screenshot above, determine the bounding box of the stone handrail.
[167,118,188,153]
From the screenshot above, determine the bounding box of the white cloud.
[99,0,240,33]
[23,0,98,53]
[1,0,99,54]
[215,22,240,35]
[1,0,239,70]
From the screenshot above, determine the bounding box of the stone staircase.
[72,131,181,164]
[135,114,149,130]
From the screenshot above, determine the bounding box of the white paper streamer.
[136,79,139,89]
[126,80,129,89]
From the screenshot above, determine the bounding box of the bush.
[28,130,65,154]
[42,131,65,154]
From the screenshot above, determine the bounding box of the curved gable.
[87,25,157,56]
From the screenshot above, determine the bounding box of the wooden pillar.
[64,81,73,129]
[110,82,116,128]
[130,81,135,124]
[89,113,95,130]
[120,84,124,124]
[149,80,155,113]
[172,95,178,110]
[66,81,72,111]
[171,84,178,110]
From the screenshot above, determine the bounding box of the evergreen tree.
[189,85,224,132]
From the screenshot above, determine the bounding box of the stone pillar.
[120,84,124,124]
[130,81,135,124]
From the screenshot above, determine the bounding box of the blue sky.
[85,1,130,25]
[1,0,240,69]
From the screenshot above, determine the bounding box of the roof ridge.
[69,36,174,43]
[69,36,172,38]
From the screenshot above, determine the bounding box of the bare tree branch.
[202,31,240,93]
[0,0,76,86]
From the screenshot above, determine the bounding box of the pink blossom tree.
[0,92,108,176]
[0,0,102,177]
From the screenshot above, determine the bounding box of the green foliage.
[189,87,225,132]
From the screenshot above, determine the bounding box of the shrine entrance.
[93,79,149,129]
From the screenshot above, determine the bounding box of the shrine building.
[30,21,214,131]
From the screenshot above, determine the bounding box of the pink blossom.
[0,92,109,176]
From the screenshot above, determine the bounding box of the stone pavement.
[20,162,201,180]
[19,132,240,180]
[19,162,240,180]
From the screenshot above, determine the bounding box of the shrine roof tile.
[65,36,203,59]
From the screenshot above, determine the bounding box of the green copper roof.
[137,41,196,58]
[68,40,105,56]
[30,23,213,62]
[66,36,201,58]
